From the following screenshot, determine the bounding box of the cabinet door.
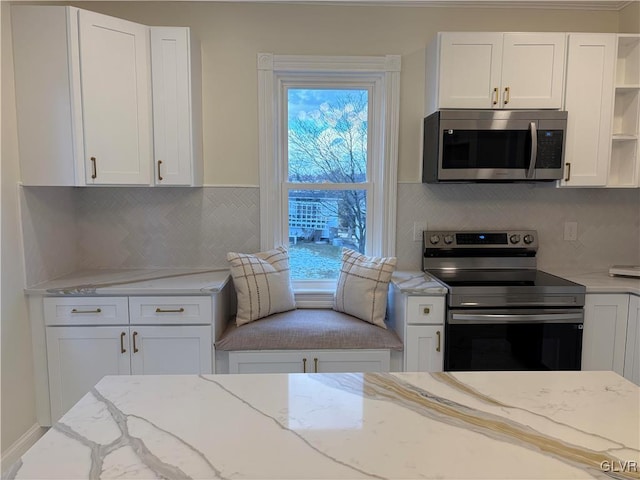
[582,294,629,374]
[129,326,212,375]
[315,350,390,373]
[228,351,307,374]
[78,10,152,185]
[501,33,566,109]
[151,27,199,186]
[562,34,616,187]
[624,295,640,385]
[405,326,443,372]
[437,32,503,109]
[46,326,130,421]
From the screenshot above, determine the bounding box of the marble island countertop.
[24,268,231,296]
[6,371,639,480]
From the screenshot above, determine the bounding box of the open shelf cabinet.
[609,35,640,187]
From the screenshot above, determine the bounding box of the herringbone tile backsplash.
[396,183,640,272]
[20,184,639,286]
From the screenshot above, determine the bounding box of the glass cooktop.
[427,269,582,289]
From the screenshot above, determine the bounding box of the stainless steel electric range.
[423,230,586,372]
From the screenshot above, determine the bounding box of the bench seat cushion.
[216,309,403,351]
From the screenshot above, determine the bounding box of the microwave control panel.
[536,130,564,169]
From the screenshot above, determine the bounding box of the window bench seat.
[215,309,403,374]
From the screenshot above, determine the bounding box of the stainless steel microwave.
[422,110,567,183]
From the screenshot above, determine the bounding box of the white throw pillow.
[227,246,296,326]
[333,248,397,328]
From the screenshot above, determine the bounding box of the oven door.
[444,308,583,371]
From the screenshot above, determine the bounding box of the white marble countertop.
[24,268,231,296]
[391,271,448,295]
[6,371,639,480]
[544,269,640,296]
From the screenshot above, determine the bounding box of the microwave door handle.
[526,121,538,179]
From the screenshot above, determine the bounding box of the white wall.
[1,0,37,458]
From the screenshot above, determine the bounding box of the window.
[258,54,400,293]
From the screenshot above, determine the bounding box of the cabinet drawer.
[44,297,129,326]
[406,296,445,325]
[129,296,212,325]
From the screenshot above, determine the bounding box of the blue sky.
[287,88,367,121]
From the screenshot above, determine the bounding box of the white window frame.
[257,53,400,297]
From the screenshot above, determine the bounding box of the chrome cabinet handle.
[120,332,126,354]
[314,358,318,373]
[157,160,163,181]
[71,308,102,314]
[302,358,307,373]
[155,307,185,313]
[565,162,571,182]
[436,331,441,353]
[504,86,510,105]
[90,157,97,179]
[133,331,139,353]
[492,87,499,106]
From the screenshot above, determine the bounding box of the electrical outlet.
[564,221,578,241]
[413,221,428,242]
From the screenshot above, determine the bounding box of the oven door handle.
[450,312,583,324]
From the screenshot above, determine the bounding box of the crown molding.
[171,0,636,11]
[11,0,634,10]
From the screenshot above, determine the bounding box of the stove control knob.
[429,235,440,245]
[523,234,535,245]
[509,234,521,244]
[443,235,454,245]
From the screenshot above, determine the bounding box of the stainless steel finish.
[425,257,537,271]
[449,309,584,324]
[526,122,538,179]
[423,230,538,249]
[424,110,567,182]
[451,293,585,308]
[434,110,568,121]
[524,234,535,244]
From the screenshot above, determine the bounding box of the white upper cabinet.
[427,32,566,112]
[561,34,640,188]
[609,35,640,188]
[561,33,616,187]
[11,6,202,187]
[150,27,203,186]
[79,10,153,185]
[12,6,152,186]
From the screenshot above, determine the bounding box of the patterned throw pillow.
[227,246,296,326]
[333,248,397,328]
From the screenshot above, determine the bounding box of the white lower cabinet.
[46,326,130,420]
[405,326,444,372]
[228,350,390,374]
[388,284,446,372]
[581,294,629,375]
[44,296,213,421]
[624,295,640,385]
